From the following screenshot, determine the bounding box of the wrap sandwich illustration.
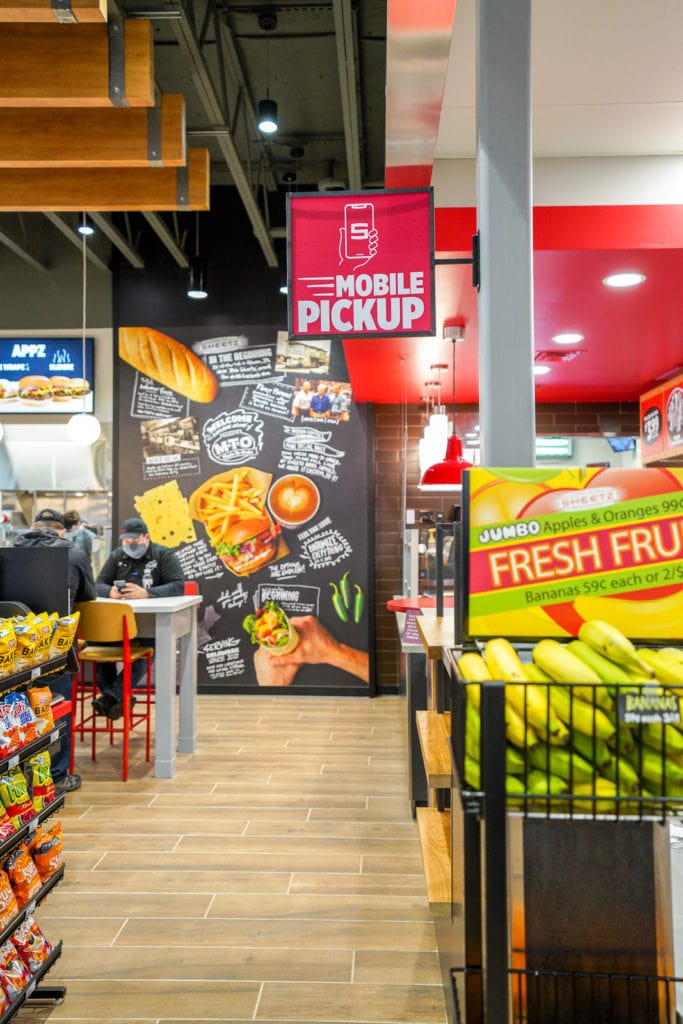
[242,601,300,656]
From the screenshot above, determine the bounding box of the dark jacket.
[96,542,185,598]
[14,529,97,608]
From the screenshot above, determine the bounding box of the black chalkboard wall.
[113,188,375,696]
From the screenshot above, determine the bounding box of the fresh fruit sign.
[466,467,683,639]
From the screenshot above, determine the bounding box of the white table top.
[96,594,203,613]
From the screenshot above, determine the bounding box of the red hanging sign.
[287,188,435,339]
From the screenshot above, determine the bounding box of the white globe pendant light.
[68,220,101,447]
[67,412,101,446]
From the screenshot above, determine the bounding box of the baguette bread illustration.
[118,326,219,403]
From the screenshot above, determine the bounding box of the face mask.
[124,542,148,560]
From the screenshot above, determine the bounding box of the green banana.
[624,747,683,789]
[533,638,613,709]
[639,721,683,756]
[465,700,481,762]
[636,648,683,687]
[527,743,594,783]
[548,684,616,741]
[505,745,527,775]
[464,754,526,798]
[526,769,567,796]
[601,755,641,794]
[578,619,654,677]
[464,754,481,789]
[567,638,630,688]
[570,730,611,769]
[609,722,637,756]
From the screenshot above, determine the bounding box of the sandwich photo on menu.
[189,466,288,576]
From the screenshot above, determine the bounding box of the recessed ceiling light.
[603,271,646,289]
[552,332,584,345]
[534,365,551,376]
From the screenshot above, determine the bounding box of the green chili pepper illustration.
[339,570,351,609]
[353,583,364,624]
[330,582,348,622]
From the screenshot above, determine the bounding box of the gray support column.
[476,0,535,466]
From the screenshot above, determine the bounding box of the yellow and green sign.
[466,466,683,640]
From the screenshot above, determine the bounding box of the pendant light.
[67,221,101,447]
[419,329,472,491]
[257,12,278,134]
[187,212,208,299]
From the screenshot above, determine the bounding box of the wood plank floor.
[29,694,450,1024]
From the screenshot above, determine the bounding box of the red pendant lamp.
[419,325,472,491]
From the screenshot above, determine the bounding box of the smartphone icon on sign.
[344,203,375,260]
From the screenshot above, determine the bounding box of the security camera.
[443,322,465,342]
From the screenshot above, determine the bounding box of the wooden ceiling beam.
[0,147,210,211]
[0,0,106,22]
[0,19,154,106]
[0,94,186,167]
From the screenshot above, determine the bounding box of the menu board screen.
[115,325,373,694]
[0,337,94,413]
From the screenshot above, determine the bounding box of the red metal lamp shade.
[419,433,473,491]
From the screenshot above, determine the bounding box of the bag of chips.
[27,751,54,813]
[0,871,18,931]
[0,808,16,846]
[0,696,19,759]
[26,687,54,736]
[32,823,63,882]
[0,767,36,830]
[30,613,53,664]
[12,619,39,673]
[49,612,80,660]
[11,916,53,973]
[4,844,41,908]
[0,621,16,679]
[5,691,38,748]
[0,938,31,999]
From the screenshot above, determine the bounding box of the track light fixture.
[187,212,208,299]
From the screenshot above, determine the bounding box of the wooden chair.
[70,601,154,782]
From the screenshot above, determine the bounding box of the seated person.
[94,516,185,719]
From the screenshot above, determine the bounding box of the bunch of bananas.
[457,619,683,815]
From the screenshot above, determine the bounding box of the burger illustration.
[17,375,53,406]
[216,515,281,577]
[49,376,91,401]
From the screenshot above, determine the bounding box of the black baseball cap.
[119,516,148,539]
[33,508,66,528]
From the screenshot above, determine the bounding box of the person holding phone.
[93,516,185,719]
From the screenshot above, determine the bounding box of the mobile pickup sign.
[287,188,435,338]
[464,466,683,640]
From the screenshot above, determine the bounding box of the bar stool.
[70,601,154,782]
